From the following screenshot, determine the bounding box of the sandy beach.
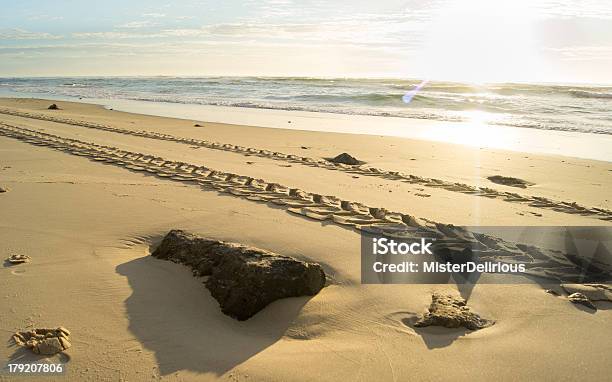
[1,98,611,381]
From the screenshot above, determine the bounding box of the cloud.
[0,28,62,40]
[70,12,425,49]
[534,0,612,20]
[546,46,612,60]
[117,20,158,29]
[27,14,64,21]
[142,13,166,18]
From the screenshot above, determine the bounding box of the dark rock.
[47,104,59,110]
[487,175,532,188]
[567,292,596,310]
[328,153,362,165]
[414,293,494,330]
[194,123,202,127]
[152,230,326,320]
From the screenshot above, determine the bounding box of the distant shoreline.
[2,76,611,137]
[2,93,611,162]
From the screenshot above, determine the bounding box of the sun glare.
[419,109,519,149]
[422,0,541,83]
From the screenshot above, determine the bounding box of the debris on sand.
[487,175,532,188]
[0,186,7,193]
[152,230,326,320]
[545,289,560,296]
[414,293,494,330]
[561,283,612,303]
[567,292,596,310]
[193,123,202,127]
[328,153,362,165]
[12,327,71,355]
[47,104,59,110]
[7,254,31,264]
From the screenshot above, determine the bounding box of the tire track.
[1,121,609,283]
[1,107,610,221]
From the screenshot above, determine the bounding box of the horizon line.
[1,74,611,87]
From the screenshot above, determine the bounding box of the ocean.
[1,76,611,135]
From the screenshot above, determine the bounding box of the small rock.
[58,336,71,350]
[561,284,612,302]
[12,327,71,355]
[36,337,64,355]
[414,293,494,330]
[57,326,71,336]
[328,153,362,165]
[7,254,31,264]
[194,123,202,127]
[47,104,59,110]
[567,292,596,310]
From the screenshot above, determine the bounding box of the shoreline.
[1,92,611,162]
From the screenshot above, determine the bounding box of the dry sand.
[0,98,611,381]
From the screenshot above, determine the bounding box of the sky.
[1,0,612,84]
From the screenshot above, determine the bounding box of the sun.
[421,0,542,83]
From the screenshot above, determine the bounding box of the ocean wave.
[59,83,91,88]
[569,90,612,99]
[1,76,611,136]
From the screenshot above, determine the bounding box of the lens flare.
[402,79,429,104]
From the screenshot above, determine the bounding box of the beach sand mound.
[12,327,71,355]
[327,153,363,165]
[152,230,326,320]
[487,175,532,188]
[414,293,494,331]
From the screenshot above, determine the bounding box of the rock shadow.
[400,315,470,349]
[6,341,71,370]
[116,256,312,377]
